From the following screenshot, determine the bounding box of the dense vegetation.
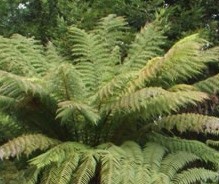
[0,0,219,183]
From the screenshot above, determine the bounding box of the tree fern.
[0,14,219,183]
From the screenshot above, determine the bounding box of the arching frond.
[56,154,80,184]
[0,112,24,141]
[0,95,17,110]
[125,57,163,93]
[104,87,166,112]
[124,22,165,71]
[99,152,121,184]
[104,88,208,120]
[160,152,200,179]
[151,113,219,135]
[30,142,87,169]
[121,141,143,163]
[93,72,134,103]
[93,14,128,48]
[173,168,218,184]
[206,140,219,148]
[24,167,41,184]
[46,63,85,102]
[158,34,219,85]
[194,73,219,94]
[69,26,116,95]
[72,151,97,184]
[0,34,49,76]
[0,134,60,159]
[45,41,66,64]
[120,141,143,183]
[40,164,58,184]
[148,133,219,166]
[0,70,47,100]
[143,142,166,172]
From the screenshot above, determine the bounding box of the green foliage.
[150,113,219,135]
[0,15,219,183]
[12,141,219,183]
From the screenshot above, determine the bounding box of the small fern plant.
[0,14,219,183]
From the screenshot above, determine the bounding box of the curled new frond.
[0,134,60,159]
[150,113,219,135]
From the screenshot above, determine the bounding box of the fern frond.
[120,141,143,183]
[160,152,200,179]
[148,133,219,166]
[94,72,134,103]
[24,167,40,184]
[45,41,66,64]
[134,165,151,184]
[46,63,85,101]
[56,154,80,184]
[125,57,163,93]
[0,95,17,110]
[93,14,128,48]
[194,73,219,94]
[0,34,49,76]
[69,27,108,64]
[124,22,165,71]
[69,26,116,94]
[103,87,166,112]
[0,70,46,100]
[206,140,219,148]
[168,84,198,92]
[30,142,87,168]
[40,164,58,184]
[105,88,208,119]
[158,34,218,85]
[57,100,100,125]
[151,113,219,135]
[0,134,60,159]
[173,168,218,184]
[0,112,24,141]
[99,152,121,184]
[72,151,97,184]
[121,141,143,163]
[143,142,166,172]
